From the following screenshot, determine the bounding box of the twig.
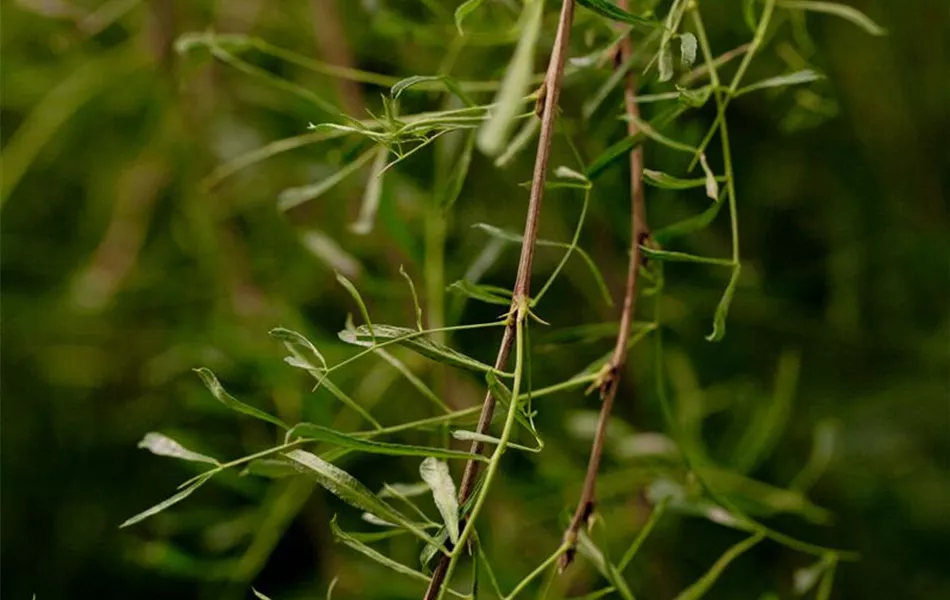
[422,1,577,598]
[557,0,648,571]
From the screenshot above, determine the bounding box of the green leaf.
[706,264,742,341]
[120,473,213,528]
[330,516,466,597]
[640,246,734,267]
[137,433,220,465]
[420,526,451,571]
[439,130,476,210]
[653,191,726,244]
[644,169,723,191]
[576,531,635,600]
[476,0,544,156]
[658,44,674,82]
[379,482,432,499]
[336,273,376,343]
[698,153,720,200]
[252,588,275,600]
[419,458,461,545]
[399,266,424,331]
[193,368,288,429]
[586,104,688,179]
[270,327,328,371]
[451,430,541,453]
[576,0,658,28]
[473,223,613,307]
[486,372,540,441]
[391,75,472,105]
[351,146,388,235]
[374,347,451,413]
[278,146,377,211]
[284,449,440,546]
[672,532,765,600]
[454,0,488,35]
[731,350,800,473]
[286,423,487,462]
[680,33,698,66]
[242,458,301,478]
[776,1,886,36]
[554,165,590,183]
[625,112,698,153]
[743,0,759,32]
[736,69,824,96]
[447,280,512,306]
[338,324,499,375]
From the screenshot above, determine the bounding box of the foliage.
[2,1,948,600]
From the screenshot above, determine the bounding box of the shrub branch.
[423,1,577,598]
[558,0,648,571]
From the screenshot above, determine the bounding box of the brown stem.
[423,2,577,598]
[557,0,647,572]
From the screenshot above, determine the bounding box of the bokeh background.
[2,1,947,599]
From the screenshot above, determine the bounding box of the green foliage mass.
[2,1,948,600]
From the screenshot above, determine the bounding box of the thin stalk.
[687,0,776,170]
[431,309,528,600]
[504,542,572,599]
[558,0,647,571]
[423,2,577,597]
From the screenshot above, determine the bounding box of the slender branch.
[423,1,577,597]
[558,0,647,571]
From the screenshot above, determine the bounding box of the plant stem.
[558,0,648,571]
[423,1,577,597]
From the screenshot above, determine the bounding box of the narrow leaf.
[454,0,487,35]
[680,33,698,66]
[447,280,512,306]
[706,264,742,341]
[736,69,824,96]
[576,0,658,27]
[331,517,465,597]
[672,532,765,600]
[586,104,688,179]
[644,169,721,191]
[243,458,301,478]
[399,266,424,331]
[252,589,275,600]
[270,327,327,371]
[653,191,726,244]
[743,0,758,31]
[640,246,734,267]
[284,449,439,545]
[351,146,388,235]
[120,474,213,528]
[137,433,220,465]
[300,229,362,278]
[698,153,720,200]
[473,224,613,306]
[336,273,376,343]
[476,0,544,156]
[452,430,541,453]
[776,0,886,35]
[193,368,288,429]
[419,458,461,545]
[278,147,377,211]
[576,531,636,600]
[287,423,487,462]
[379,482,431,499]
[338,324,499,374]
[439,131,476,210]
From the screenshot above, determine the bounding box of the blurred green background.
[2,1,948,599]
